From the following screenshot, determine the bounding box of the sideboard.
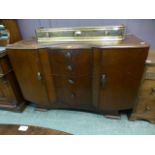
[6,34,149,116]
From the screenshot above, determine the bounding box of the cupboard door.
[98,48,148,111]
[7,49,49,106]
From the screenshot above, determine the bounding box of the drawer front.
[134,65,155,118]
[145,65,155,80]
[53,76,92,106]
[139,80,155,97]
[139,65,155,97]
[135,96,155,117]
[48,49,93,77]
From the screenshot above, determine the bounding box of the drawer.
[139,64,155,96]
[0,56,12,75]
[145,65,155,80]
[48,49,92,64]
[53,76,92,106]
[135,96,155,117]
[48,49,93,76]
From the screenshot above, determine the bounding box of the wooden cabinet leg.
[129,114,137,121]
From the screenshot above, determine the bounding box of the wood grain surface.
[0,124,71,135]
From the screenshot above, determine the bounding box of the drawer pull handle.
[65,52,71,58]
[37,72,42,80]
[67,65,73,71]
[68,79,75,84]
[0,69,12,78]
[71,92,75,98]
[145,106,151,111]
[151,88,155,94]
[101,74,107,88]
[0,73,5,78]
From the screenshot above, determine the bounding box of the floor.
[0,105,155,135]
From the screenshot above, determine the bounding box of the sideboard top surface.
[7,34,149,50]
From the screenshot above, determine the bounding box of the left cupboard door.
[7,49,50,107]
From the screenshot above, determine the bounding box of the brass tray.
[35,25,126,43]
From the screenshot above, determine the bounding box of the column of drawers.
[130,51,155,123]
[48,49,93,108]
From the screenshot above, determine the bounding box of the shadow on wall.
[17,19,155,49]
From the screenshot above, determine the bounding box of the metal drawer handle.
[101,74,107,88]
[67,65,73,71]
[68,79,75,84]
[71,92,75,98]
[151,88,155,94]
[65,52,71,58]
[0,69,12,79]
[0,70,12,84]
[37,72,42,80]
[145,106,151,111]
[0,73,5,78]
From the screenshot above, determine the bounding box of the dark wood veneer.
[7,49,50,107]
[0,53,25,111]
[7,35,149,115]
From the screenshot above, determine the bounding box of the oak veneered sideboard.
[6,34,149,116]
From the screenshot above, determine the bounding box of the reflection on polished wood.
[0,124,71,135]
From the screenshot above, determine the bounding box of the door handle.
[37,72,42,80]
[101,74,107,88]
[65,52,71,58]
[68,79,75,84]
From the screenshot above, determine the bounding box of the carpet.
[0,105,155,135]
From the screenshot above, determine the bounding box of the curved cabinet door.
[7,49,50,107]
[97,48,148,112]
